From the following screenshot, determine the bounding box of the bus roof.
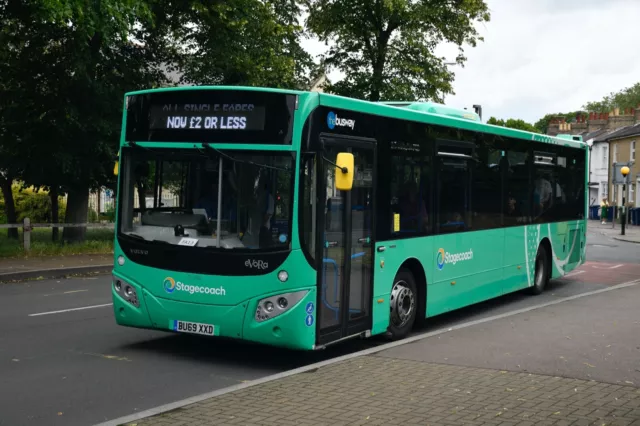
[379,101,481,122]
[124,85,586,149]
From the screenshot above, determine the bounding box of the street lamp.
[621,165,630,236]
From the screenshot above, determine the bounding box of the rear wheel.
[386,269,417,340]
[528,245,549,295]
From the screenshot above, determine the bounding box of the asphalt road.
[585,226,640,263]
[1,224,639,426]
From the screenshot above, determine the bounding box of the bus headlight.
[255,290,308,323]
[113,276,140,308]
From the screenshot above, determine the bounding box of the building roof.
[593,126,631,143]
[608,123,640,141]
[582,128,608,141]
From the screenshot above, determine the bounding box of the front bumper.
[111,275,318,350]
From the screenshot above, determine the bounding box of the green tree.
[0,0,44,237]
[583,82,640,112]
[172,0,315,89]
[1,0,170,242]
[487,117,540,133]
[304,0,490,102]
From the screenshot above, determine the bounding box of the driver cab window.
[120,148,293,250]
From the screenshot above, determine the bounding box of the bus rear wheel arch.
[385,260,426,340]
[528,240,551,295]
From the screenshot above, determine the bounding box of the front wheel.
[386,269,417,340]
[528,245,549,295]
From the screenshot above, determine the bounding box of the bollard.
[23,217,31,252]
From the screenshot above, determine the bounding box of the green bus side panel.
[370,220,586,336]
[427,229,505,316]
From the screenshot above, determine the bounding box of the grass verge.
[0,228,114,258]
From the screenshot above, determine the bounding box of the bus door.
[316,135,375,346]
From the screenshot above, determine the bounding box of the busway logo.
[437,248,474,270]
[163,277,176,293]
[327,111,356,130]
[163,277,226,296]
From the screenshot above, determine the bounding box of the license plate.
[170,320,216,336]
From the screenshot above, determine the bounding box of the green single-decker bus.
[111,86,587,350]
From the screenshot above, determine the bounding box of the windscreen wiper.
[201,142,290,172]
[126,233,146,241]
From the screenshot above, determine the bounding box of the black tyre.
[386,268,418,340]
[528,244,549,295]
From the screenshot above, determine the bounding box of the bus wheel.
[387,269,417,340]
[528,244,549,295]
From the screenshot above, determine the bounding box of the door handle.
[377,246,386,252]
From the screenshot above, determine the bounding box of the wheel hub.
[390,280,415,328]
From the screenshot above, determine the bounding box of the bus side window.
[437,156,469,234]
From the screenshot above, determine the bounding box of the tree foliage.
[0,0,319,241]
[487,117,540,134]
[534,81,640,135]
[583,82,640,113]
[168,0,316,89]
[304,0,490,102]
[0,0,168,240]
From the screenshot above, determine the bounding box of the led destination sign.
[149,103,266,131]
[125,90,296,144]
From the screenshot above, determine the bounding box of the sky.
[301,0,640,124]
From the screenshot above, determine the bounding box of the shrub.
[0,184,66,224]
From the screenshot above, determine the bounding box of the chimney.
[635,105,640,123]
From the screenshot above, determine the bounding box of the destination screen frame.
[125,90,296,144]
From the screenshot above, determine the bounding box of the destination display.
[148,103,266,131]
[125,90,296,144]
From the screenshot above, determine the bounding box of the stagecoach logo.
[327,111,356,130]
[245,259,269,270]
[436,248,474,270]
[164,277,177,293]
[436,249,446,270]
[163,277,226,296]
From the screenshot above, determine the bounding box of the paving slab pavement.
[105,281,640,426]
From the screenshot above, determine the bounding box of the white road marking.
[592,264,624,269]
[43,289,89,297]
[564,270,586,277]
[29,303,112,317]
